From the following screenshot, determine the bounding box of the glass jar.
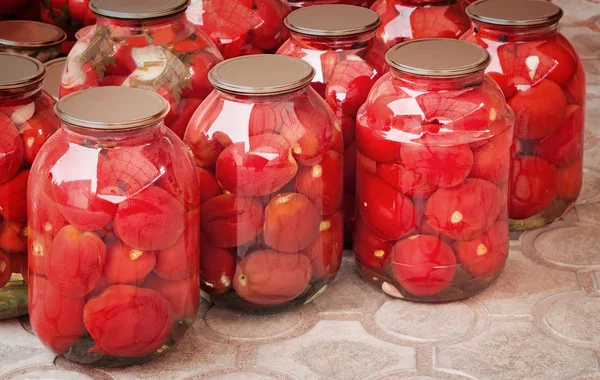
[355,39,514,302]
[0,53,60,319]
[40,0,96,54]
[43,57,67,101]
[185,55,343,311]
[60,0,224,139]
[371,0,471,49]
[288,0,368,10]
[186,0,292,59]
[28,87,200,366]
[278,5,385,248]
[0,21,66,63]
[463,0,584,230]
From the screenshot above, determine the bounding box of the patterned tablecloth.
[2,1,600,378]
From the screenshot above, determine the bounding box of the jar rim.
[0,53,46,91]
[466,0,563,27]
[385,39,491,78]
[209,55,316,97]
[284,5,381,37]
[90,0,190,20]
[0,20,66,48]
[55,87,170,131]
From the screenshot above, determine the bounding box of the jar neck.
[290,31,376,50]
[390,70,486,91]
[0,85,42,105]
[95,12,192,39]
[62,121,165,146]
[472,21,558,41]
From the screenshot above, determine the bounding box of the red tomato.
[248,101,291,136]
[29,276,86,354]
[97,146,160,197]
[353,215,392,269]
[0,170,28,222]
[536,35,578,86]
[376,162,438,199]
[425,178,501,240]
[201,194,264,248]
[556,159,583,201]
[409,5,470,40]
[114,186,185,251]
[103,44,137,77]
[356,169,416,240]
[326,60,377,117]
[509,156,558,220]
[103,240,156,285]
[536,105,584,166]
[296,150,343,215]
[0,115,23,184]
[143,273,199,320]
[455,221,508,278]
[154,226,199,281]
[251,0,289,51]
[303,211,343,280]
[198,167,222,203]
[0,251,10,288]
[263,193,320,252]
[509,79,567,139]
[233,250,312,305]
[487,71,517,100]
[469,128,512,184]
[84,285,174,357]
[391,235,456,297]
[216,134,298,196]
[200,231,237,294]
[564,63,585,106]
[355,103,403,163]
[21,114,57,165]
[0,220,27,254]
[67,0,90,23]
[182,53,222,100]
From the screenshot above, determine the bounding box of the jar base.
[510,198,576,231]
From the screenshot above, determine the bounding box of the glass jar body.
[60,14,224,139]
[462,25,585,230]
[0,88,60,319]
[371,0,471,49]
[186,0,292,59]
[278,32,385,248]
[27,123,200,366]
[184,87,344,311]
[354,71,514,302]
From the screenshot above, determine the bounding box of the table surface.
[3,2,600,379]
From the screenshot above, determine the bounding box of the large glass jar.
[60,0,224,139]
[40,0,96,54]
[371,0,471,49]
[277,5,385,248]
[0,21,66,63]
[0,53,60,319]
[463,0,584,230]
[355,39,514,302]
[28,87,200,366]
[185,55,343,311]
[288,0,368,10]
[186,0,291,59]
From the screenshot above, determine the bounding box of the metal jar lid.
[0,20,66,48]
[284,5,381,37]
[90,0,190,20]
[0,53,46,91]
[386,39,491,78]
[43,57,67,101]
[55,87,170,131]
[466,0,563,27]
[209,55,315,96]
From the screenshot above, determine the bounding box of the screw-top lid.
[284,5,381,37]
[209,55,315,96]
[55,87,170,131]
[0,21,66,48]
[466,0,563,27]
[0,53,46,90]
[43,57,67,101]
[386,39,491,77]
[90,0,190,19]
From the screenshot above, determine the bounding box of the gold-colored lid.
[0,53,46,90]
[0,21,66,48]
[209,55,315,96]
[55,87,170,131]
[466,0,563,27]
[90,0,190,19]
[386,39,491,77]
[284,5,381,37]
[43,57,67,101]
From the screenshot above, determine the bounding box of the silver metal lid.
[466,0,563,27]
[386,39,491,77]
[0,53,46,90]
[284,5,381,37]
[55,87,170,131]
[0,20,66,48]
[90,0,190,19]
[43,57,67,101]
[209,55,315,96]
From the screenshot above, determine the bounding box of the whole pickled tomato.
[21,113,61,166]
[353,215,393,269]
[102,240,156,285]
[556,159,583,201]
[296,150,343,216]
[0,220,27,254]
[200,232,236,295]
[143,273,199,320]
[536,105,584,167]
[154,224,199,281]
[0,170,29,223]
[302,211,343,280]
[197,167,222,203]
[325,60,378,117]
[97,146,160,197]
[0,114,24,184]
[469,128,512,184]
[509,156,557,220]
[84,285,174,357]
[454,221,508,278]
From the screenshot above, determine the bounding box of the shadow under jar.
[185,55,344,311]
[463,0,585,230]
[277,5,385,249]
[28,87,200,367]
[60,0,224,139]
[354,39,514,302]
[0,53,61,319]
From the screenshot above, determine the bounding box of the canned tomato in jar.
[185,55,344,311]
[354,39,514,302]
[0,20,66,63]
[463,0,585,230]
[28,86,200,366]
